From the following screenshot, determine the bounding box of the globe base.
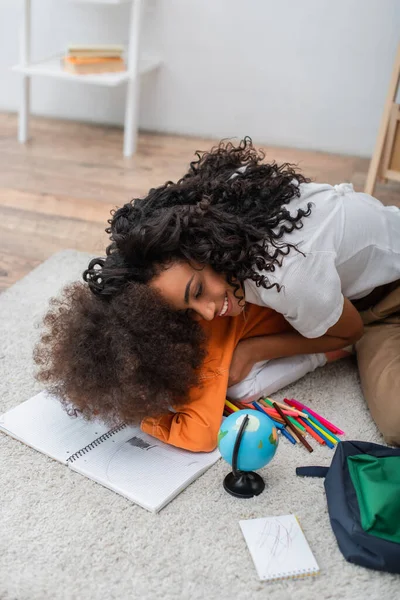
[223,470,265,498]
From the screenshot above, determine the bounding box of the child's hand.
[228,339,256,387]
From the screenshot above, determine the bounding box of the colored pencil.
[227,399,284,425]
[287,415,306,433]
[302,418,335,449]
[284,418,303,434]
[251,403,289,435]
[301,417,335,448]
[284,398,344,435]
[281,428,296,445]
[248,402,299,447]
[251,401,269,417]
[272,402,313,453]
[252,402,285,428]
[259,398,304,418]
[302,410,341,444]
[260,409,286,423]
[305,417,339,445]
[264,398,308,418]
[260,397,298,415]
[298,417,326,445]
[252,402,286,423]
[225,399,240,413]
[267,418,285,431]
[287,427,300,443]
[228,395,342,450]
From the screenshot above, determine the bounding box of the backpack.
[296,440,400,574]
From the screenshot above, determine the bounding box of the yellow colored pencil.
[308,420,338,445]
[225,399,240,413]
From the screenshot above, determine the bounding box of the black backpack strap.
[296,466,329,478]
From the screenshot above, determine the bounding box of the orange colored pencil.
[265,398,308,417]
[259,398,304,418]
[261,407,285,421]
[300,419,326,445]
[252,402,286,424]
[232,399,286,423]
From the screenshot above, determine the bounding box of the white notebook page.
[0,391,110,464]
[69,425,220,512]
[239,515,319,581]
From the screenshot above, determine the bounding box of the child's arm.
[141,305,292,452]
[140,367,229,452]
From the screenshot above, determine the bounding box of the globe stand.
[223,414,265,498]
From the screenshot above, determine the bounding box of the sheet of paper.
[70,425,220,512]
[239,514,319,581]
[0,391,220,512]
[0,391,110,464]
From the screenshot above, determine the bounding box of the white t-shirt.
[244,182,400,338]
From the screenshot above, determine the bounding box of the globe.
[218,409,279,472]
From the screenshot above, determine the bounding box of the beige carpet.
[0,250,398,600]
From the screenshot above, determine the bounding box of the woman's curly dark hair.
[84,136,311,299]
[35,137,312,425]
[34,282,206,425]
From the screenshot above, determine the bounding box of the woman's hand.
[228,339,257,387]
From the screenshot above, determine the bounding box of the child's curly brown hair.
[34,281,206,425]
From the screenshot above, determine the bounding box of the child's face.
[150,262,245,321]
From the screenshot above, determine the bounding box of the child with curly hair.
[35,138,400,451]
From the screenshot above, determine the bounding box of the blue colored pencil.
[280,427,296,445]
[300,417,335,449]
[303,410,341,444]
[252,402,284,429]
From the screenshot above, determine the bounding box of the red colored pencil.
[298,417,326,445]
[284,398,344,435]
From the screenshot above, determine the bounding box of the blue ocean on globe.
[218,409,279,472]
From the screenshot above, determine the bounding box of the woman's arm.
[237,298,363,365]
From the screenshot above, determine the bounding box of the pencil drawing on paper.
[258,518,297,562]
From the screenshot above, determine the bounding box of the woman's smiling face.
[150,262,245,321]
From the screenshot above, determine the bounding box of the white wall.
[0,0,399,156]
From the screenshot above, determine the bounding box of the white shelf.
[16,0,156,156]
[12,55,161,87]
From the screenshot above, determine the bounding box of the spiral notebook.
[239,514,320,581]
[0,391,220,513]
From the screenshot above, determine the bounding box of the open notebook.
[240,514,320,581]
[0,391,220,513]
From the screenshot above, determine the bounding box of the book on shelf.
[67,44,124,59]
[63,56,126,75]
[62,44,126,75]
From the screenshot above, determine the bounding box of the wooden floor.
[1,112,400,292]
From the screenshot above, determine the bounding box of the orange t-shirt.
[140,304,290,452]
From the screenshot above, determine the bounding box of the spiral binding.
[266,567,318,581]
[66,423,127,463]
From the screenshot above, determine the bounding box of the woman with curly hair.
[35,138,400,450]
